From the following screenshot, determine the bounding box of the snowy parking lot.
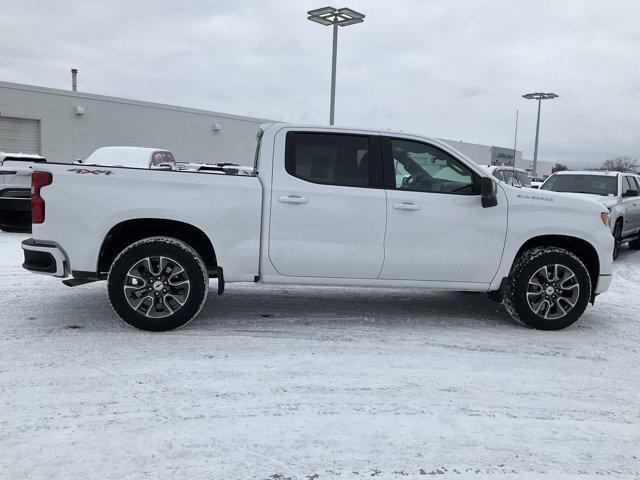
[1,231,639,479]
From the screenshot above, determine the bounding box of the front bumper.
[21,239,68,277]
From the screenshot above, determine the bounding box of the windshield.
[541,174,618,196]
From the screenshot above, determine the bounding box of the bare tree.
[600,156,638,172]
[552,163,568,173]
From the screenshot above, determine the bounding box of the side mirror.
[623,189,639,198]
[530,185,540,189]
[481,177,498,208]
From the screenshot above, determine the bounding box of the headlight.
[601,212,610,226]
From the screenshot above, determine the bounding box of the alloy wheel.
[526,264,580,320]
[123,256,190,318]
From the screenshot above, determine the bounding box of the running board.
[62,278,97,287]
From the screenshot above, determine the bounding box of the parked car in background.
[485,165,532,188]
[80,147,177,170]
[529,176,545,189]
[0,152,46,232]
[22,123,613,332]
[540,171,640,258]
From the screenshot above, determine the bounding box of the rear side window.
[514,171,530,187]
[285,132,376,187]
[151,153,164,167]
[623,176,638,196]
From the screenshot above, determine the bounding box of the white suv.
[540,171,640,258]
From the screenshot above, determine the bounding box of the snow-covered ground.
[1,232,639,479]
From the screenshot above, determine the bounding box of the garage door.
[0,117,40,154]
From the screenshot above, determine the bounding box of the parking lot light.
[522,92,559,176]
[307,6,365,125]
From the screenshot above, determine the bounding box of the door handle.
[278,195,308,204]
[392,202,420,211]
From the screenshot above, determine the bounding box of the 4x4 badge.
[67,168,114,175]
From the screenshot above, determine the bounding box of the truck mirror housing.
[481,177,498,208]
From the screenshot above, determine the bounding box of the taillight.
[31,171,53,224]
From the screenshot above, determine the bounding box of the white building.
[0,81,271,165]
[441,139,553,179]
[1,79,555,178]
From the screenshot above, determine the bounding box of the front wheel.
[107,237,209,331]
[503,247,592,330]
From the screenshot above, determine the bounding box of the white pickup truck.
[0,152,47,232]
[21,123,614,331]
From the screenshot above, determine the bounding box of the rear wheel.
[107,237,209,331]
[503,247,591,330]
[613,221,623,260]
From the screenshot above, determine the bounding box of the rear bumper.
[21,239,68,277]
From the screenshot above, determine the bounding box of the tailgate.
[0,161,32,196]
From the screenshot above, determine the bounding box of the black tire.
[503,247,592,331]
[107,236,209,331]
[613,221,623,260]
[629,237,640,250]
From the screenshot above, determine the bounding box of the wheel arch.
[97,218,217,277]
[514,235,600,292]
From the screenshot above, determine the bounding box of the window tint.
[541,175,618,196]
[286,133,372,187]
[389,139,476,194]
[623,176,638,196]
[514,171,530,187]
[151,153,163,166]
[162,152,176,165]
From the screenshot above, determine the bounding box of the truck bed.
[31,164,263,282]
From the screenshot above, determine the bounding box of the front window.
[541,174,618,196]
[389,139,476,194]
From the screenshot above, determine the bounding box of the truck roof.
[484,165,528,174]
[0,152,46,162]
[84,146,170,167]
[553,170,620,177]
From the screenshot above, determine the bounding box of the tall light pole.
[522,92,558,176]
[307,6,365,125]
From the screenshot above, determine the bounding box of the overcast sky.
[1,0,639,167]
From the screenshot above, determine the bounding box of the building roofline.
[0,80,275,124]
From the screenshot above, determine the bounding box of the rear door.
[268,129,387,278]
[379,136,507,284]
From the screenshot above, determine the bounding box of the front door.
[268,130,386,278]
[379,137,508,284]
